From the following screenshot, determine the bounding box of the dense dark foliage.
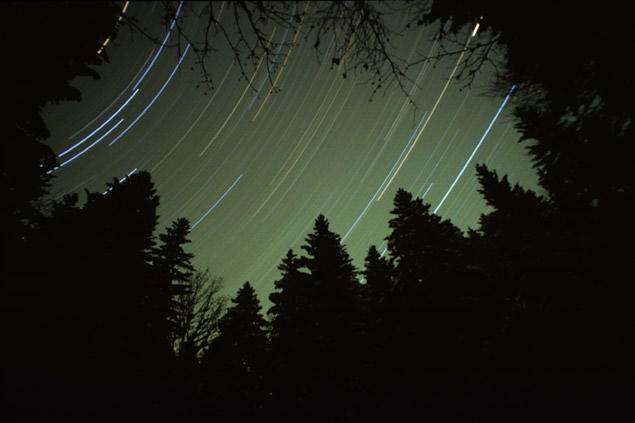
[3,2,632,422]
[2,2,121,248]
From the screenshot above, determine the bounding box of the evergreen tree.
[203,282,268,419]
[359,245,394,370]
[356,245,395,415]
[268,217,362,420]
[3,2,121,252]
[385,189,473,373]
[362,245,393,306]
[154,218,195,284]
[82,172,164,412]
[5,171,165,415]
[268,249,311,356]
[153,218,196,354]
[267,249,314,418]
[387,189,465,290]
[299,215,359,358]
[299,214,360,419]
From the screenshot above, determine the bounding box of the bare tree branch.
[171,270,227,359]
[116,1,507,103]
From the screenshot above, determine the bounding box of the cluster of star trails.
[45,3,535,296]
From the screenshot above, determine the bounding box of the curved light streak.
[131,1,184,91]
[433,85,516,214]
[251,2,311,121]
[97,2,132,55]
[50,118,125,173]
[199,40,272,157]
[102,167,138,195]
[191,174,243,230]
[59,88,139,157]
[376,22,481,201]
[67,49,154,141]
[109,44,191,146]
[151,60,235,173]
[340,111,429,243]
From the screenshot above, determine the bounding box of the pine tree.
[385,189,471,371]
[300,215,361,419]
[387,189,465,290]
[214,282,267,362]
[362,245,393,306]
[268,217,362,420]
[357,245,395,408]
[204,282,268,417]
[269,249,311,355]
[267,249,314,418]
[299,215,358,355]
[360,245,394,367]
[153,218,196,354]
[154,218,195,284]
[77,171,161,362]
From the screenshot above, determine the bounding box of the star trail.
[42,2,537,297]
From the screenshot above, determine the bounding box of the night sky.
[43,2,537,298]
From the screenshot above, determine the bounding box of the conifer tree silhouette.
[300,214,360,420]
[203,282,268,419]
[267,249,314,417]
[299,215,358,355]
[153,217,196,357]
[359,245,394,374]
[384,189,473,391]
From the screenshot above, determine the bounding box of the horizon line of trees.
[4,165,632,419]
[4,2,633,421]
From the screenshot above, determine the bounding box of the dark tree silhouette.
[359,245,393,368]
[155,218,195,284]
[4,2,634,420]
[267,216,362,420]
[360,245,394,346]
[202,281,268,420]
[387,189,465,286]
[171,270,226,362]
[152,217,196,358]
[363,245,393,297]
[5,171,168,416]
[3,2,122,249]
[300,215,358,345]
[299,215,360,419]
[299,215,359,351]
[267,249,314,416]
[268,249,311,358]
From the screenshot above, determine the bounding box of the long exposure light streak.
[434,85,516,213]
[376,22,481,201]
[191,174,243,230]
[151,61,235,173]
[251,2,310,121]
[51,118,125,172]
[102,167,138,194]
[59,88,139,157]
[131,1,184,91]
[341,111,429,243]
[42,4,538,298]
[97,2,131,54]
[109,44,191,146]
[419,183,433,199]
[198,29,277,157]
[67,49,154,141]
[247,27,287,110]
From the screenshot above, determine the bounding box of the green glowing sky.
[43,2,537,299]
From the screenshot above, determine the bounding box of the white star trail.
[43,4,535,298]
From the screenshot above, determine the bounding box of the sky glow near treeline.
[43,1,537,297]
